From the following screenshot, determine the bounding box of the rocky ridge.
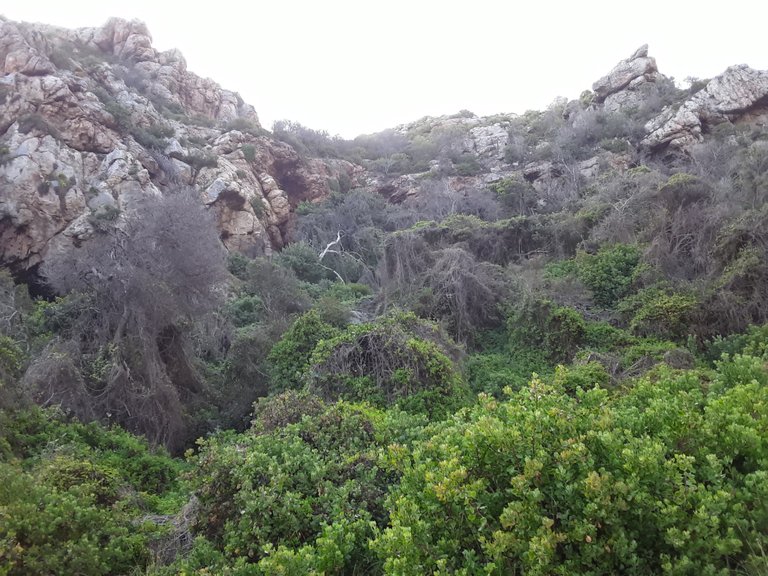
[3,17,768,281]
[643,64,768,150]
[0,16,361,276]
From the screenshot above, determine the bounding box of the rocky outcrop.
[592,45,659,113]
[643,64,768,150]
[462,124,508,165]
[0,16,362,274]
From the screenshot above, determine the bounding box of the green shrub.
[241,144,256,163]
[658,172,712,210]
[705,323,768,363]
[618,287,698,340]
[130,124,173,150]
[0,408,183,574]
[17,113,60,139]
[466,348,551,396]
[223,117,265,136]
[371,359,768,574]
[552,361,610,393]
[0,335,24,390]
[225,294,264,327]
[583,320,634,350]
[323,282,372,302]
[508,300,586,363]
[274,242,331,283]
[575,244,642,307]
[0,463,150,575]
[314,294,352,327]
[182,151,218,171]
[452,154,484,176]
[267,310,340,392]
[190,402,427,571]
[308,312,467,417]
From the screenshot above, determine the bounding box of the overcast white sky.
[4,1,768,138]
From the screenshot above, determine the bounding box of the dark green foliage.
[274,241,332,283]
[618,286,698,340]
[552,361,610,393]
[17,113,60,139]
[658,172,712,211]
[241,144,256,163]
[0,336,24,393]
[234,256,311,317]
[222,117,265,137]
[130,123,174,150]
[323,282,372,302]
[216,324,277,429]
[308,312,468,417]
[509,300,586,363]
[295,189,401,276]
[452,153,484,176]
[466,348,552,396]
[0,464,150,575]
[575,244,642,307]
[0,408,183,575]
[182,151,219,171]
[0,408,182,495]
[225,294,264,328]
[705,323,768,363]
[250,390,326,434]
[406,214,550,266]
[267,310,340,392]
[490,176,537,215]
[272,120,353,159]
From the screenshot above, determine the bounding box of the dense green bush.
[308,312,468,417]
[267,310,340,392]
[0,408,183,575]
[274,242,333,283]
[618,287,698,341]
[189,402,427,573]
[705,323,768,363]
[508,300,586,363]
[370,358,768,575]
[575,244,642,307]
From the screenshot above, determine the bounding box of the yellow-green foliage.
[618,287,699,340]
[370,358,768,575]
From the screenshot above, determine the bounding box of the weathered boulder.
[643,64,768,150]
[463,124,508,161]
[593,44,658,111]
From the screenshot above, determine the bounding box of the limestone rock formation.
[0,16,361,275]
[462,124,509,164]
[592,45,659,113]
[643,64,768,150]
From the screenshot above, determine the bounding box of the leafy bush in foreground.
[371,358,768,575]
[0,408,183,575]
[188,402,427,573]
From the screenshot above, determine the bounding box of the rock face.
[592,45,659,113]
[643,64,768,150]
[462,124,508,164]
[0,16,361,275]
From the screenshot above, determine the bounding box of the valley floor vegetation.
[2,94,768,575]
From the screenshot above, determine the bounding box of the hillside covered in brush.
[1,18,768,575]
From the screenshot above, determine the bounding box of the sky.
[3,1,768,138]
